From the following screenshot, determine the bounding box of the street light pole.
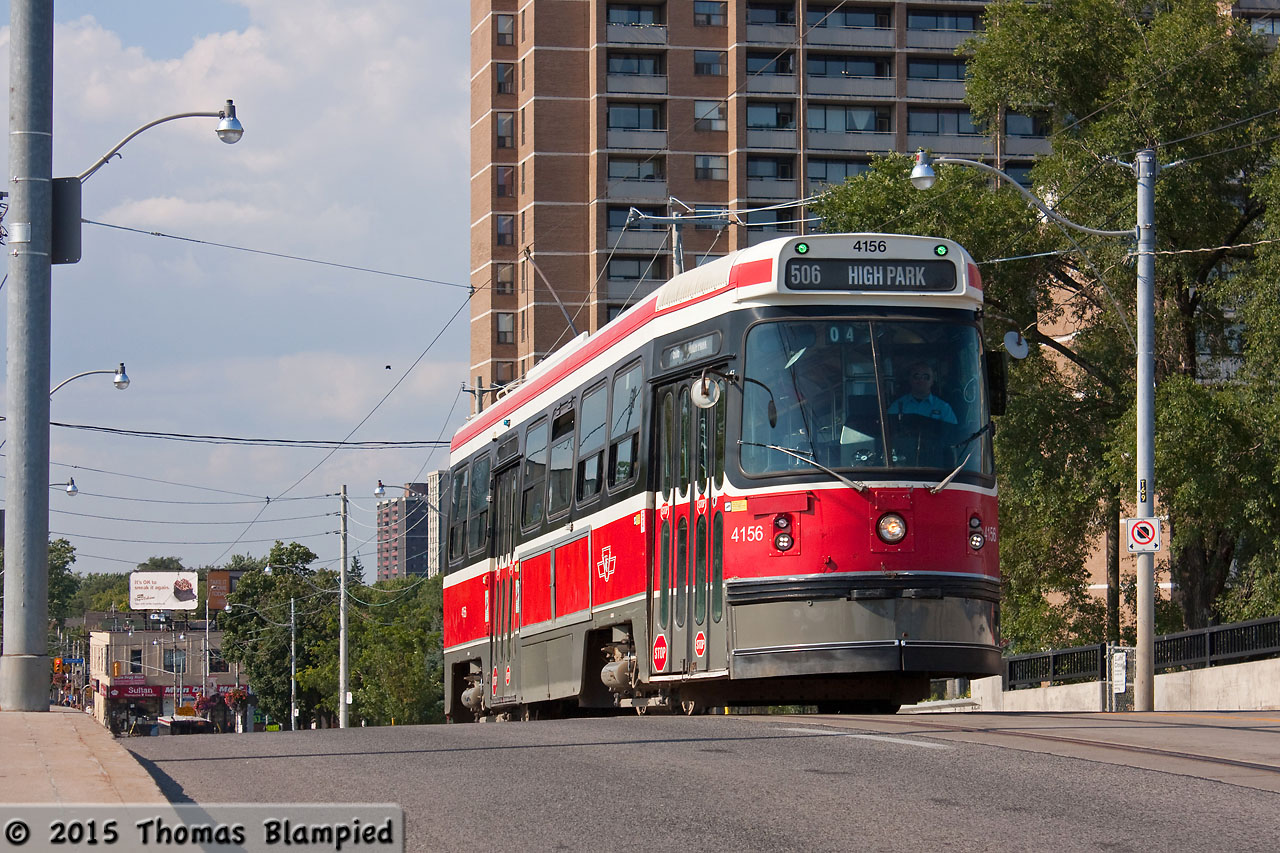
[290,597,297,732]
[910,148,1159,710]
[1,0,56,713]
[0,39,242,710]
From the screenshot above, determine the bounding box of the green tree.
[814,0,1280,643]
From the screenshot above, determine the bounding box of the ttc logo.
[597,546,616,582]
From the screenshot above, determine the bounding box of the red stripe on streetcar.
[730,258,775,288]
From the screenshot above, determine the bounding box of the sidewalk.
[0,706,166,804]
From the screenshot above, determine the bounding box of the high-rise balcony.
[606,277,665,302]
[807,130,895,153]
[746,178,797,199]
[607,228,670,251]
[1004,135,1052,158]
[906,133,990,157]
[806,76,895,98]
[606,74,668,95]
[905,29,977,51]
[746,74,797,95]
[806,27,895,49]
[745,128,798,149]
[606,128,667,149]
[606,23,667,45]
[607,178,669,200]
[905,79,967,99]
[746,23,796,44]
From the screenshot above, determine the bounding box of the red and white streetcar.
[444,233,1002,718]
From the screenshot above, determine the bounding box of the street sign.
[1124,517,1161,553]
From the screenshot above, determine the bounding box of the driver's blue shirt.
[888,393,957,424]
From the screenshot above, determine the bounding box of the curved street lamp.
[910,148,1160,711]
[48,363,131,396]
[50,479,77,497]
[2,83,245,711]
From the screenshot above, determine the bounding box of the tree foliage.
[814,0,1280,646]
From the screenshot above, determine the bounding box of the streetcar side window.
[468,453,492,556]
[576,383,608,505]
[522,418,549,529]
[609,362,644,489]
[447,465,469,565]
[547,407,576,518]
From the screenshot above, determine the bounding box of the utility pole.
[1133,149,1159,712]
[0,0,56,713]
[290,597,297,732]
[339,485,349,728]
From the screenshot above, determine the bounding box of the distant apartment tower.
[375,473,447,580]
[469,0,1048,402]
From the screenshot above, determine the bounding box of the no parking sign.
[1124,517,1161,553]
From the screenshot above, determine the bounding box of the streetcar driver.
[887,361,957,424]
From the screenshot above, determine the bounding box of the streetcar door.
[490,463,520,707]
[652,376,727,677]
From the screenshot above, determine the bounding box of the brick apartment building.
[375,473,447,580]
[468,0,1055,405]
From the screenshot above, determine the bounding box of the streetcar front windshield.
[740,318,991,477]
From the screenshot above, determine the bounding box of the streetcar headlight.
[969,515,982,530]
[774,532,794,551]
[774,514,791,530]
[969,531,986,551]
[876,513,907,544]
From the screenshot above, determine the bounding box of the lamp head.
[910,150,937,191]
[374,480,387,498]
[65,478,78,497]
[216,100,244,144]
[113,363,130,390]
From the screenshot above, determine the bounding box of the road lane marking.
[782,726,951,750]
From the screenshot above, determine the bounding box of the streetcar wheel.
[681,698,699,716]
[635,704,648,716]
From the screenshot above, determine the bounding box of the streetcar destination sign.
[784,258,956,292]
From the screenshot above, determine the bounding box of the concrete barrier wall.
[970,657,1280,712]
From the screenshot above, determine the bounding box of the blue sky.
[0,1,472,578]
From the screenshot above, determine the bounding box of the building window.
[808,159,869,186]
[163,648,187,674]
[694,1,727,26]
[1251,17,1280,35]
[693,100,727,132]
[745,208,797,232]
[494,361,515,385]
[608,52,664,76]
[907,11,978,31]
[808,104,891,133]
[608,156,664,182]
[695,155,729,181]
[746,4,796,25]
[495,263,515,295]
[495,165,515,198]
[807,6,890,29]
[1006,112,1051,137]
[747,156,794,180]
[495,62,515,94]
[746,52,794,75]
[608,256,666,281]
[609,205,664,230]
[495,112,515,148]
[908,108,981,136]
[908,59,966,80]
[694,50,727,76]
[130,648,142,674]
[608,103,664,130]
[607,4,664,26]
[496,14,514,45]
[746,102,795,129]
[496,214,515,246]
[807,54,891,78]
[496,312,515,345]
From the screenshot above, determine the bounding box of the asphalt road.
[127,712,1280,853]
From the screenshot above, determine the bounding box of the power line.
[42,420,449,449]
[82,219,470,290]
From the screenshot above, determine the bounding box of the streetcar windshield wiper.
[929,452,973,495]
[738,440,867,492]
[953,420,993,451]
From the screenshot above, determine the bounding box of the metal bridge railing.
[1003,615,1280,690]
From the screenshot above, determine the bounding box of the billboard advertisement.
[129,571,199,610]
[208,570,231,611]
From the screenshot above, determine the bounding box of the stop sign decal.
[492,666,498,696]
[694,631,707,658]
[652,635,669,672]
